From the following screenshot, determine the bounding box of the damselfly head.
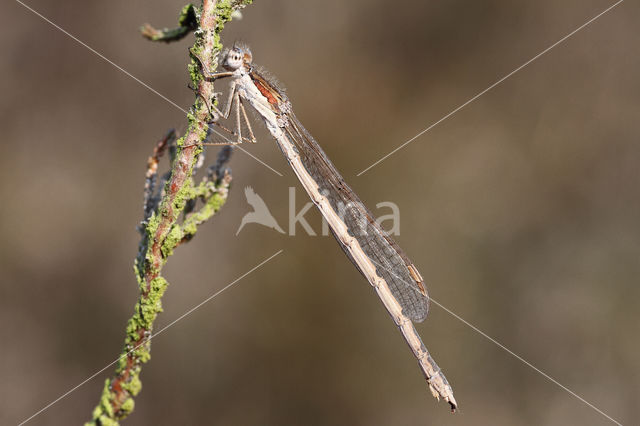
[221,42,253,71]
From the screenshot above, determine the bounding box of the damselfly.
[191,42,457,411]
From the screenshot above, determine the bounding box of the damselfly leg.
[238,97,256,142]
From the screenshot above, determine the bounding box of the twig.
[140,4,198,43]
[141,129,176,224]
[86,1,253,424]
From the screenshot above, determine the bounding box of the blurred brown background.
[1,0,638,425]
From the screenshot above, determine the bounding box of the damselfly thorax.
[190,42,457,411]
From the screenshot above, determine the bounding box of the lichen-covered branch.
[87,1,253,424]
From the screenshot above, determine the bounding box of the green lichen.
[118,398,135,417]
[178,4,198,27]
[122,374,143,396]
[189,113,210,142]
[85,380,117,426]
[188,61,202,87]
[161,225,184,258]
[116,354,128,372]
[100,380,115,418]
[140,4,198,43]
[181,185,229,238]
[150,276,169,293]
[85,416,118,426]
[135,346,152,364]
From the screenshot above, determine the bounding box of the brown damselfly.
[190,42,457,411]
